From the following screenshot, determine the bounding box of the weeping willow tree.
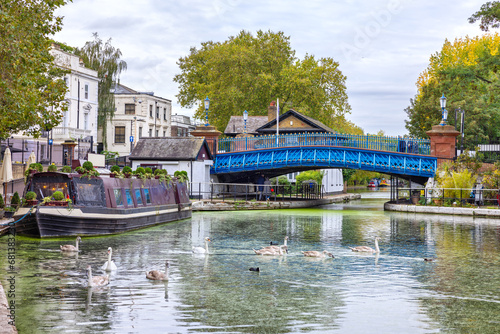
[75,33,127,149]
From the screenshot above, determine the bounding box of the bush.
[122,166,132,174]
[52,191,65,201]
[25,191,37,201]
[82,161,94,171]
[10,192,21,207]
[0,194,4,209]
[144,167,152,174]
[135,167,145,175]
[47,163,57,172]
[61,166,72,173]
[174,170,188,183]
[110,165,121,173]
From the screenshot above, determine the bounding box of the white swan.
[349,237,380,253]
[101,247,118,271]
[254,245,286,256]
[263,236,288,251]
[146,260,169,281]
[301,250,334,258]
[86,265,109,287]
[192,237,211,254]
[60,236,81,252]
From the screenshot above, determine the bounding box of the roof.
[129,137,212,161]
[256,109,336,133]
[224,116,269,136]
[112,83,172,102]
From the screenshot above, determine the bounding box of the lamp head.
[440,94,447,109]
[204,96,210,111]
[243,110,248,121]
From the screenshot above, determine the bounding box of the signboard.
[130,136,134,143]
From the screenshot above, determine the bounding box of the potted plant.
[123,166,133,178]
[10,192,21,209]
[0,194,4,217]
[47,163,58,172]
[174,170,189,183]
[110,165,121,178]
[24,191,38,206]
[25,162,43,178]
[3,206,16,219]
[82,161,94,171]
[46,191,71,206]
[75,166,85,174]
[61,165,72,173]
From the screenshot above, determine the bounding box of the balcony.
[52,127,92,140]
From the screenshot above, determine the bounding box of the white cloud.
[54,0,488,136]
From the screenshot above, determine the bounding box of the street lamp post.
[456,108,465,153]
[243,110,248,134]
[440,94,448,125]
[204,97,210,126]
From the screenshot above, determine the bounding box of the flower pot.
[46,201,69,207]
[433,199,443,206]
[26,200,38,206]
[4,211,15,219]
[110,173,115,178]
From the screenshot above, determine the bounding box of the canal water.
[1,190,500,333]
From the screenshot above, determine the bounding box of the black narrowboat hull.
[13,204,192,238]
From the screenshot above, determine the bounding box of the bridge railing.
[217,133,431,155]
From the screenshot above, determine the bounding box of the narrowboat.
[12,171,191,238]
[367,179,379,188]
[379,179,390,187]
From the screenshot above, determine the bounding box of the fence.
[394,187,500,207]
[189,182,324,201]
[217,133,431,155]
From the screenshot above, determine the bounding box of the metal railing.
[395,187,500,207]
[189,182,324,201]
[217,133,431,155]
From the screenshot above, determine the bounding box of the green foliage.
[174,30,352,133]
[61,165,71,173]
[469,1,500,31]
[0,194,4,209]
[144,167,152,174]
[82,161,94,171]
[75,33,127,149]
[110,165,120,173]
[47,163,57,172]
[52,191,64,201]
[437,168,477,199]
[174,170,188,183]
[102,150,119,160]
[30,163,44,172]
[342,169,357,184]
[75,166,85,174]
[405,34,500,146]
[122,165,132,174]
[25,191,37,201]
[135,167,145,175]
[296,170,323,186]
[0,0,70,139]
[11,192,20,207]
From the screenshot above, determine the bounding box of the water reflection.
[0,194,499,333]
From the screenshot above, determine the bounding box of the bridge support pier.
[426,124,460,166]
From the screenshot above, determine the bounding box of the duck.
[424,258,435,262]
[101,247,118,271]
[86,265,109,287]
[262,236,288,251]
[146,260,170,281]
[301,250,334,258]
[192,237,211,254]
[349,237,380,253]
[253,245,286,256]
[60,236,81,252]
[249,267,260,272]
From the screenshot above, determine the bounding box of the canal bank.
[0,282,17,334]
[192,193,360,211]
[384,202,500,217]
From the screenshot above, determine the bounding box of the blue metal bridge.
[210,133,437,184]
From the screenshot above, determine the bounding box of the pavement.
[384,202,500,217]
[192,193,361,211]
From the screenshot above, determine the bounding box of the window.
[139,127,142,138]
[84,84,89,99]
[124,189,134,206]
[155,130,159,137]
[149,128,152,137]
[114,189,123,206]
[135,189,143,205]
[125,104,135,115]
[149,105,153,117]
[156,105,159,118]
[163,131,166,137]
[84,113,88,130]
[143,188,151,204]
[177,128,182,137]
[115,126,125,143]
[164,108,167,120]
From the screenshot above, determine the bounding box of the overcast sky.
[53,0,487,136]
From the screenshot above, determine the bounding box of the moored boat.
[12,171,191,238]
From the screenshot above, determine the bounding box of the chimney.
[268,101,277,122]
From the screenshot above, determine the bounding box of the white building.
[106,83,172,156]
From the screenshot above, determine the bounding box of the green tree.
[75,33,127,149]
[405,34,500,145]
[469,1,500,31]
[0,0,70,139]
[174,30,352,133]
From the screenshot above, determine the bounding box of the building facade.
[106,83,172,156]
[171,114,196,137]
